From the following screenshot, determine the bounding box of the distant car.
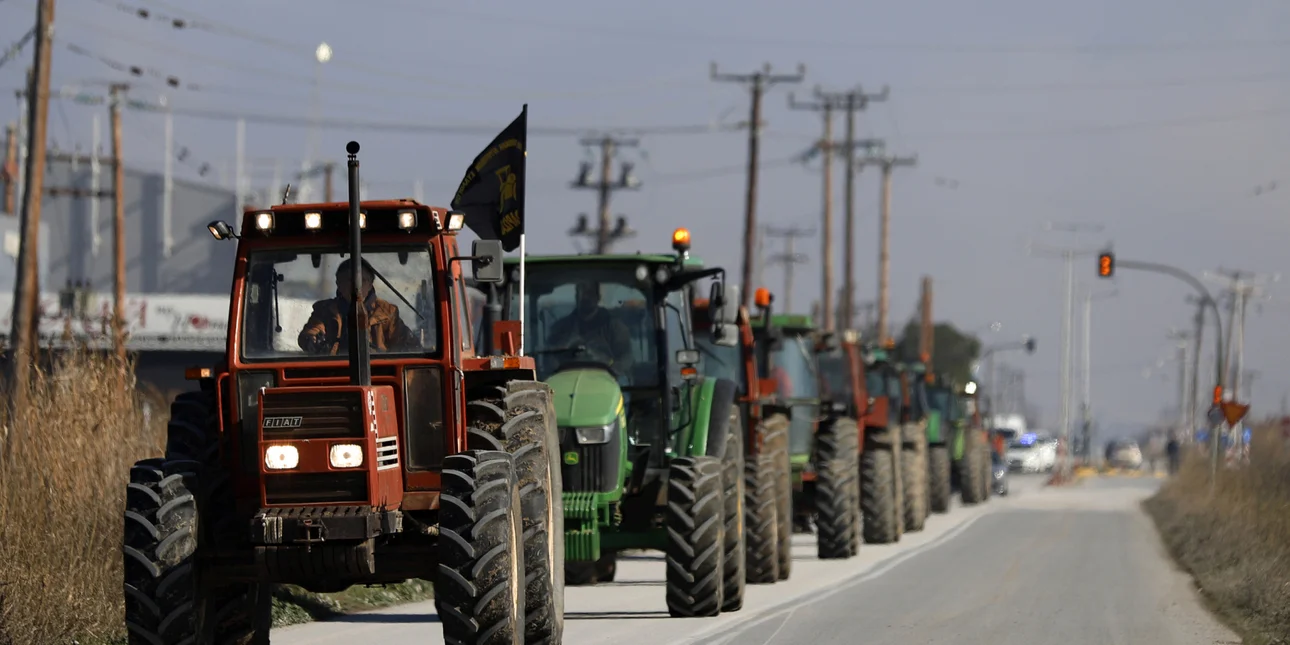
[991,450,1009,496]
[1108,440,1143,470]
[1006,432,1057,473]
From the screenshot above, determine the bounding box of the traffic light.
[1097,252,1114,278]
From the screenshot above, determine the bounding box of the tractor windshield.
[816,348,853,402]
[509,263,660,387]
[770,333,819,400]
[240,246,438,361]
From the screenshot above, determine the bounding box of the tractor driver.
[545,281,634,372]
[298,258,419,355]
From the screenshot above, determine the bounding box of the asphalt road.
[273,474,1238,644]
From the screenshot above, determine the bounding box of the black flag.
[451,105,526,252]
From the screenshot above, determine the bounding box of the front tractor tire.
[960,433,987,505]
[438,451,526,645]
[465,383,564,643]
[665,456,726,618]
[861,446,900,545]
[744,420,782,584]
[902,428,929,533]
[814,417,860,560]
[719,411,747,612]
[122,392,268,645]
[762,413,794,581]
[928,444,952,514]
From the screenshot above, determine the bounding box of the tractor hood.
[546,367,624,428]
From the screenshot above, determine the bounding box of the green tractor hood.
[546,367,624,428]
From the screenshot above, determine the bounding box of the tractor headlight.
[254,212,274,232]
[447,212,465,231]
[397,210,417,230]
[264,445,299,470]
[575,423,615,445]
[329,443,363,468]
[304,212,322,230]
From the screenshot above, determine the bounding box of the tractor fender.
[690,377,738,458]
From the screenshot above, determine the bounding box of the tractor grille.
[261,391,365,440]
[264,472,368,505]
[563,445,602,491]
[559,428,620,494]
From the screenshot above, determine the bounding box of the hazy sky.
[2,0,1289,432]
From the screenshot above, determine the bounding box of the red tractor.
[120,142,564,644]
[692,288,793,584]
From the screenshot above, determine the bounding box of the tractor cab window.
[928,387,953,419]
[816,348,853,402]
[865,370,886,399]
[241,247,438,361]
[510,264,659,388]
[769,334,818,400]
[910,378,930,418]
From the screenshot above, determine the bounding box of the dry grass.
[0,350,167,645]
[1144,423,1290,645]
[0,351,433,645]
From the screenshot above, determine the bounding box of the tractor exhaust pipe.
[346,141,372,386]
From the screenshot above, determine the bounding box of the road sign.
[1220,401,1250,426]
[1207,405,1225,426]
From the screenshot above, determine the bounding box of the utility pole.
[1183,295,1208,444]
[568,135,640,254]
[1167,329,1192,438]
[711,62,806,308]
[795,86,888,329]
[2,123,16,213]
[1080,286,1117,460]
[763,224,814,313]
[856,151,917,344]
[919,276,933,361]
[9,0,54,412]
[109,83,127,365]
[1028,222,1105,476]
[788,93,838,329]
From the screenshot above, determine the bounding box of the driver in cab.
[298,258,419,355]
[546,281,633,370]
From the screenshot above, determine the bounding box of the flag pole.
[518,104,528,356]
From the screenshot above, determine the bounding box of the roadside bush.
[0,350,166,645]
[1144,424,1290,644]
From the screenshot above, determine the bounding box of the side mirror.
[709,283,740,325]
[207,220,236,241]
[711,322,739,347]
[471,239,504,284]
[675,349,700,366]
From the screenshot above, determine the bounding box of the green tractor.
[891,359,932,533]
[858,343,906,544]
[921,371,957,513]
[493,228,750,617]
[929,375,989,505]
[808,329,870,559]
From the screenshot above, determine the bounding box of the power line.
[20,87,744,136]
[415,4,1290,54]
[0,26,34,71]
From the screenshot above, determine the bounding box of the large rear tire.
[861,446,900,544]
[665,456,725,618]
[465,383,563,643]
[743,419,780,584]
[814,417,859,560]
[902,428,928,532]
[928,444,952,514]
[719,415,747,612]
[762,414,793,581]
[123,392,264,645]
[438,450,526,645]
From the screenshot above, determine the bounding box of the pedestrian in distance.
[1166,432,1181,476]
